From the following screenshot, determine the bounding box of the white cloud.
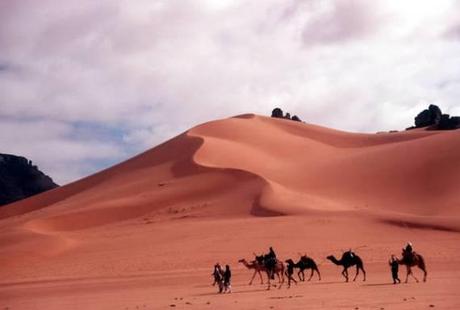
[1,0,460,183]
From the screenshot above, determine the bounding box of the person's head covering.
[407,242,412,246]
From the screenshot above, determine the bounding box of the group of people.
[212,242,417,292]
[212,263,232,293]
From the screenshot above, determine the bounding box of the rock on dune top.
[0,154,58,206]
[412,104,460,130]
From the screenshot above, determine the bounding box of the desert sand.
[1,114,460,309]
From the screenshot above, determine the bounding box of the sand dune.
[1,114,459,309]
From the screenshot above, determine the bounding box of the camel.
[295,255,321,281]
[239,258,284,289]
[255,255,285,290]
[398,251,427,283]
[238,259,265,285]
[327,251,366,282]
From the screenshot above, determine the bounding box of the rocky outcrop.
[414,104,442,128]
[0,154,58,206]
[271,108,302,122]
[409,105,460,130]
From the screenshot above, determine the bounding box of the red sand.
[1,114,459,309]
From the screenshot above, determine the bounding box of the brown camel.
[239,258,284,289]
[238,259,264,285]
[398,251,427,283]
[327,251,366,282]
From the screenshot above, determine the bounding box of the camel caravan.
[213,243,427,292]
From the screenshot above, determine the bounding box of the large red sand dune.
[1,115,460,309]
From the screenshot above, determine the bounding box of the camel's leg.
[361,266,366,281]
[409,268,419,283]
[298,270,304,281]
[266,271,271,290]
[342,268,349,282]
[258,270,264,284]
[419,265,427,282]
[316,267,322,281]
[405,266,419,283]
[249,270,257,285]
[405,266,410,283]
[308,268,314,281]
[353,265,360,281]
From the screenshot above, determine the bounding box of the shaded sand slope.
[190,115,460,221]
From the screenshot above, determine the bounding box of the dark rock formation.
[0,154,58,206]
[412,105,459,130]
[271,108,284,118]
[439,114,460,130]
[270,108,302,122]
[414,104,442,128]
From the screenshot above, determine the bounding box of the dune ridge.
[1,114,459,232]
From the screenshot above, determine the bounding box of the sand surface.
[1,115,459,309]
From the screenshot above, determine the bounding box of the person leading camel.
[389,255,401,284]
[284,259,297,288]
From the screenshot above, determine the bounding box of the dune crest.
[0,115,459,231]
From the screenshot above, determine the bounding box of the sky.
[1,0,460,184]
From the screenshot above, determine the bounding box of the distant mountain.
[0,154,58,206]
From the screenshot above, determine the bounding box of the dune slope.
[1,114,460,310]
[1,114,459,228]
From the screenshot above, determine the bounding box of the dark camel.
[398,251,427,283]
[295,255,321,281]
[327,251,366,282]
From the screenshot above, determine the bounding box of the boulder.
[271,108,284,118]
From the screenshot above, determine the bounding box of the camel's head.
[326,255,334,261]
[285,259,294,265]
[238,259,245,263]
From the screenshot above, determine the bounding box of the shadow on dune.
[381,219,460,233]
[194,288,268,296]
[361,283,398,287]
[311,281,348,285]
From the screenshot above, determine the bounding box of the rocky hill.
[0,154,58,206]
